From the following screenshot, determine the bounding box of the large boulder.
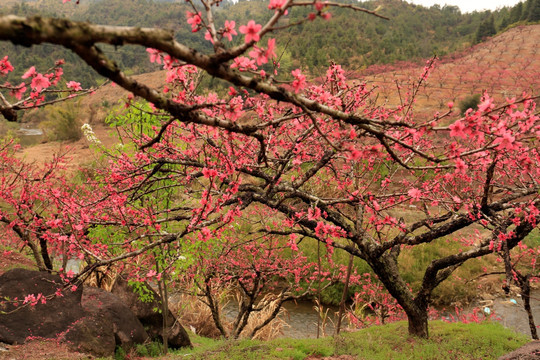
[0,268,84,344]
[60,312,117,357]
[111,277,192,348]
[0,268,151,357]
[81,286,149,347]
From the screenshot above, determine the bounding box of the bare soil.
[0,340,91,360]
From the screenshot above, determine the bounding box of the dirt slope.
[363,24,540,115]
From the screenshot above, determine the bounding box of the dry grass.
[171,293,224,339]
[82,265,119,291]
[171,291,288,341]
[238,293,289,341]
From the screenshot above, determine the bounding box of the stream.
[17,127,45,146]
[222,292,540,339]
[223,300,338,339]
[483,291,540,336]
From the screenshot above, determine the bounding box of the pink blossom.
[454,158,468,174]
[202,167,218,178]
[478,94,494,112]
[30,73,51,92]
[146,48,161,64]
[22,66,36,79]
[223,20,237,41]
[449,120,466,138]
[494,130,517,150]
[408,188,422,201]
[10,82,26,100]
[0,56,14,75]
[249,39,276,66]
[269,0,287,10]
[186,11,202,33]
[239,20,262,43]
[291,69,306,93]
[288,234,299,251]
[66,81,82,91]
[230,56,257,72]
[205,30,214,44]
[200,227,212,242]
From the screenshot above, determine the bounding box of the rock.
[0,268,152,358]
[0,268,84,345]
[60,312,116,357]
[498,341,540,360]
[81,286,149,347]
[111,277,192,348]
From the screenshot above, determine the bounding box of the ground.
[0,340,91,360]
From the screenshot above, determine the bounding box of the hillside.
[360,24,540,115]
[0,0,510,88]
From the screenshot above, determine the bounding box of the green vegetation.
[475,14,496,43]
[39,102,83,142]
[458,94,482,115]
[128,321,528,360]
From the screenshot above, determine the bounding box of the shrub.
[458,94,481,115]
[40,102,83,141]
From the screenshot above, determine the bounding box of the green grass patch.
[398,238,498,306]
[168,321,528,360]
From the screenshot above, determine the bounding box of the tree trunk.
[520,276,538,340]
[405,307,429,338]
[367,254,430,338]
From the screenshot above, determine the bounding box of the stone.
[81,286,149,347]
[0,268,84,345]
[60,312,116,357]
[111,277,192,348]
[0,268,152,358]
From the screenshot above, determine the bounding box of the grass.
[146,320,528,360]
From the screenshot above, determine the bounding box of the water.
[17,127,45,147]
[280,301,338,338]
[18,128,44,136]
[222,293,540,339]
[223,300,338,338]
[487,291,540,337]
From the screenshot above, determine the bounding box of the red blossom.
[0,56,14,75]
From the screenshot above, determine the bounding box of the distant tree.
[527,0,540,21]
[522,0,534,20]
[475,14,496,43]
[509,1,524,23]
[458,94,481,115]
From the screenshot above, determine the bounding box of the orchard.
[0,0,538,343]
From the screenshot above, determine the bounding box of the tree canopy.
[0,0,539,342]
